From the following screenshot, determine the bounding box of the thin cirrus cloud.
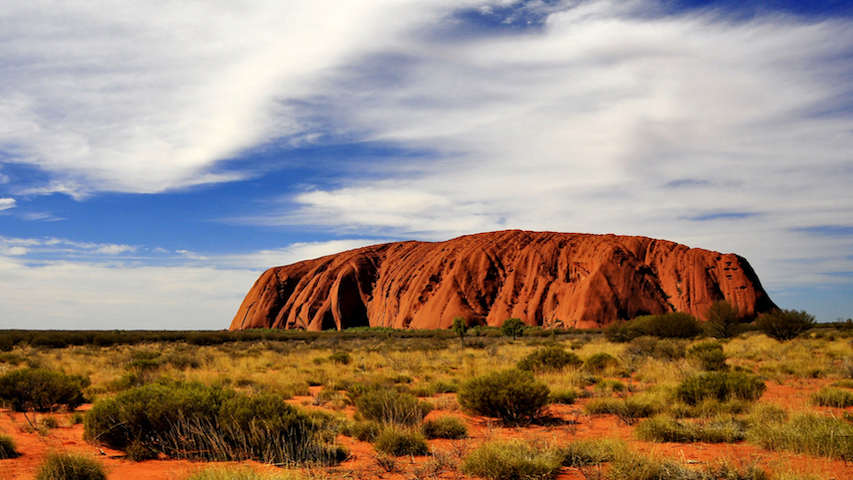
[0,0,475,195]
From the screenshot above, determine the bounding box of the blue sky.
[1,0,851,330]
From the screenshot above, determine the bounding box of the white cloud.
[0,0,476,195]
[0,198,15,210]
[0,238,384,329]
[0,255,258,330]
[96,244,136,255]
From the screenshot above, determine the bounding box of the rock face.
[230,230,777,331]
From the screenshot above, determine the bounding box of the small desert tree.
[755,309,815,341]
[705,300,742,339]
[501,318,525,341]
[452,316,468,346]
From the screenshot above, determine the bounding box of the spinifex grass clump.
[0,433,18,459]
[35,452,107,480]
[687,342,729,371]
[635,415,747,443]
[0,368,90,412]
[84,380,343,465]
[748,411,853,460]
[811,387,853,408]
[421,416,467,439]
[373,426,429,456]
[461,439,563,480]
[517,346,582,372]
[457,369,550,424]
[676,371,765,405]
[182,467,303,480]
[348,383,432,425]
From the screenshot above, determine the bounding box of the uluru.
[230,230,777,331]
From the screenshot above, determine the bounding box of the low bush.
[584,352,620,373]
[422,416,467,439]
[626,337,686,360]
[676,372,765,405]
[705,301,744,339]
[517,346,582,372]
[373,427,428,456]
[755,309,815,342]
[687,342,729,371]
[35,452,107,480]
[0,433,18,459]
[547,389,577,405]
[351,385,432,425]
[0,368,90,412]
[457,369,550,424]
[812,387,853,408]
[560,438,627,467]
[461,439,563,480]
[328,352,352,365]
[340,420,382,442]
[606,313,702,342]
[583,395,664,425]
[635,415,746,443]
[84,381,341,465]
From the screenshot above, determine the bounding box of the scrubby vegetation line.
[0,309,852,479]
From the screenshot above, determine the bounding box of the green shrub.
[547,389,577,405]
[0,368,90,412]
[517,346,582,372]
[462,440,563,480]
[84,381,340,465]
[626,337,686,360]
[705,301,744,339]
[584,352,619,373]
[811,387,853,408]
[501,318,525,340]
[606,313,702,342]
[340,420,382,442]
[635,415,746,443]
[422,416,467,439]
[676,372,765,405]
[373,427,428,456]
[755,309,815,341]
[328,352,352,365]
[583,396,663,425]
[560,438,627,467]
[35,452,107,480]
[457,369,550,424]
[0,434,18,459]
[351,385,432,425]
[687,342,729,371]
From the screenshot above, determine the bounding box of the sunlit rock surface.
[230,230,776,331]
